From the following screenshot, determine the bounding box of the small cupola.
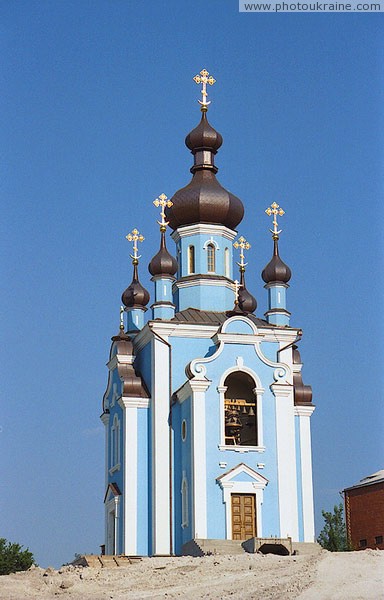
[261,238,291,285]
[149,194,177,277]
[122,228,149,332]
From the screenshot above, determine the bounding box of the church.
[101,70,315,557]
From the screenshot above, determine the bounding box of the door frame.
[217,464,268,540]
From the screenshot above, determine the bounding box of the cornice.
[171,223,237,243]
[270,382,293,397]
[118,397,150,409]
[294,405,315,417]
[172,277,234,292]
[174,378,212,403]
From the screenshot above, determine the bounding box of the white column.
[152,336,171,554]
[190,379,211,539]
[295,405,315,542]
[101,412,110,549]
[271,383,299,540]
[119,399,138,555]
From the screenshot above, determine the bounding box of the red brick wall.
[344,482,384,550]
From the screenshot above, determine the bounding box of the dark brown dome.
[122,263,150,308]
[262,239,291,284]
[165,111,244,231]
[238,269,257,314]
[149,231,177,277]
[185,111,223,153]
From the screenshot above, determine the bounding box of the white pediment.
[217,463,268,489]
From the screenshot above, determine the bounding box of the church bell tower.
[101,69,315,557]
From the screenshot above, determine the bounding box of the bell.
[248,406,255,416]
[225,409,243,437]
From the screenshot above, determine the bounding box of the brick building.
[343,470,384,551]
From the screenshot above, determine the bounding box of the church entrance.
[231,494,256,540]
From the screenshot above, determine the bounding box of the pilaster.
[189,378,211,538]
[295,405,315,542]
[271,382,299,540]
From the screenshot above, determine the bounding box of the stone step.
[75,555,142,568]
[183,539,246,556]
[291,542,323,556]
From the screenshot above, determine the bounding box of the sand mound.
[0,549,382,599]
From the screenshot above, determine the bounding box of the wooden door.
[231,494,256,540]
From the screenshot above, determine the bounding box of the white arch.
[217,364,265,452]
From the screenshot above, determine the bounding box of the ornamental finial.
[153,193,173,231]
[265,202,285,240]
[233,235,251,269]
[193,68,216,110]
[125,228,144,263]
[119,305,125,330]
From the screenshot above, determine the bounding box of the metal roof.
[343,469,384,492]
[171,308,277,328]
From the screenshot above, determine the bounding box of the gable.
[103,482,122,504]
[217,462,268,487]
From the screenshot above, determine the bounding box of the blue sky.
[1,1,383,567]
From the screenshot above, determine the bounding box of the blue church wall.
[172,401,182,553]
[295,416,304,542]
[172,396,193,553]
[175,282,234,313]
[170,337,213,392]
[178,232,233,279]
[192,340,281,538]
[137,407,150,555]
[147,402,153,556]
[134,341,152,394]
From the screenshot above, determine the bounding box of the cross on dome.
[193,68,216,108]
[265,202,285,239]
[126,228,144,262]
[233,235,251,268]
[153,193,173,230]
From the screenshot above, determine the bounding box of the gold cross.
[125,227,144,260]
[193,69,216,107]
[233,235,251,268]
[233,279,241,305]
[265,202,285,238]
[153,193,173,229]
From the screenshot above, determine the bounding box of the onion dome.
[262,238,292,284]
[148,231,177,277]
[238,268,257,314]
[165,110,244,231]
[122,260,150,309]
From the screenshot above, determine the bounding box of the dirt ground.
[0,549,382,600]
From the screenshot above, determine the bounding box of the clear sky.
[1,1,383,568]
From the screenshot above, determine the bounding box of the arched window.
[224,372,257,446]
[111,414,120,468]
[181,475,189,528]
[188,245,195,274]
[224,247,230,278]
[207,243,216,273]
